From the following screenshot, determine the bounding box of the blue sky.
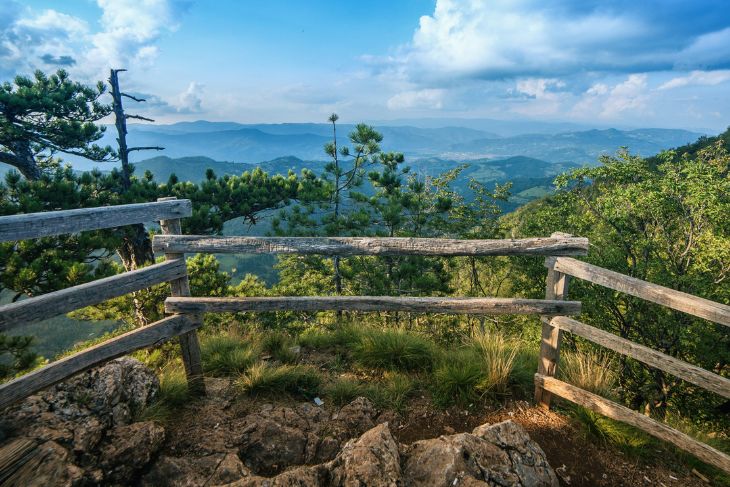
[2,0,730,131]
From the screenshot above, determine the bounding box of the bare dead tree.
[108,69,164,325]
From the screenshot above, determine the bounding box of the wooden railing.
[0,198,205,409]
[1,202,728,474]
[537,254,730,473]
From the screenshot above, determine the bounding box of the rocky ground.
[0,358,718,486]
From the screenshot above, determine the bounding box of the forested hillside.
[1,70,728,484]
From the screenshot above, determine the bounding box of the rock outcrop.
[213,417,557,487]
[0,357,164,486]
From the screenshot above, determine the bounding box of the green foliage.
[353,328,438,371]
[297,325,362,350]
[570,406,650,456]
[0,334,39,380]
[236,362,322,398]
[507,140,730,420]
[0,69,114,179]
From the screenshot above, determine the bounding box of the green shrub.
[432,348,485,408]
[570,406,649,456]
[375,371,414,411]
[237,362,321,398]
[201,334,257,376]
[559,350,617,398]
[353,328,437,371]
[298,325,362,350]
[259,331,297,363]
[325,378,367,406]
[469,330,518,394]
[137,365,190,423]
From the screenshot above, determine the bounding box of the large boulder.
[328,423,401,487]
[0,357,164,486]
[403,420,558,487]
[233,397,379,475]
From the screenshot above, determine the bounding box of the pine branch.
[126,146,164,153]
[121,93,146,102]
[125,114,155,122]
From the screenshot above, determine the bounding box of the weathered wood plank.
[547,257,730,327]
[0,199,192,242]
[550,316,730,398]
[534,374,730,474]
[536,243,571,409]
[0,259,188,332]
[0,315,198,410]
[165,296,582,315]
[158,197,205,396]
[153,235,590,257]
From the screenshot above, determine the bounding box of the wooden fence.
[537,254,730,473]
[0,201,728,474]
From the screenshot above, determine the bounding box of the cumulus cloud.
[387,89,445,110]
[0,0,189,81]
[385,0,730,84]
[176,82,204,113]
[659,70,730,90]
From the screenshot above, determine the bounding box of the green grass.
[237,362,322,398]
[325,378,368,406]
[258,331,297,363]
[200,334,258,376]
[353,328,438,371]
[468,330,517,395]
[137,365,190,423]
[559,350,617,398]
[372,371,414,411]
[570,406,650,456]
[432,348,486,407]
[298,325,362,350]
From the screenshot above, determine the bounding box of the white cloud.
[658,70,730,90]
[386,89,445,110]
[176,82,204,113]
[0,0,187,81]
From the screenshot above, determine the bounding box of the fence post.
[535,232,572,408]
[158,197,206,396]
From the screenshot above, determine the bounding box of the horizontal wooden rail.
[165,296,581,315]
[550,316,730,399]
[546,257,730,327]
[153,236,589,257]
[534,374,730,474]
[0,199,192,242]
[0,259,187,331]
[0,314,199,410]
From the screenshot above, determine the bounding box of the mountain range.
[62,121,703,171]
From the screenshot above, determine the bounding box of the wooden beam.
[546,257,730,327]
[551,316,730,399]
[0,315,198,410]
[536,241,571,409]
[152,235,590,257]
[0,259,187,332]
[158,197,205,396]
[164,296,582,315]
[0,199,192,242]
[534,374,730,474]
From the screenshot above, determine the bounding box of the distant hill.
[134,156,254,182]
[449,128,703,163]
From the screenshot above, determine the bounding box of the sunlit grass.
[236,362,321,398]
